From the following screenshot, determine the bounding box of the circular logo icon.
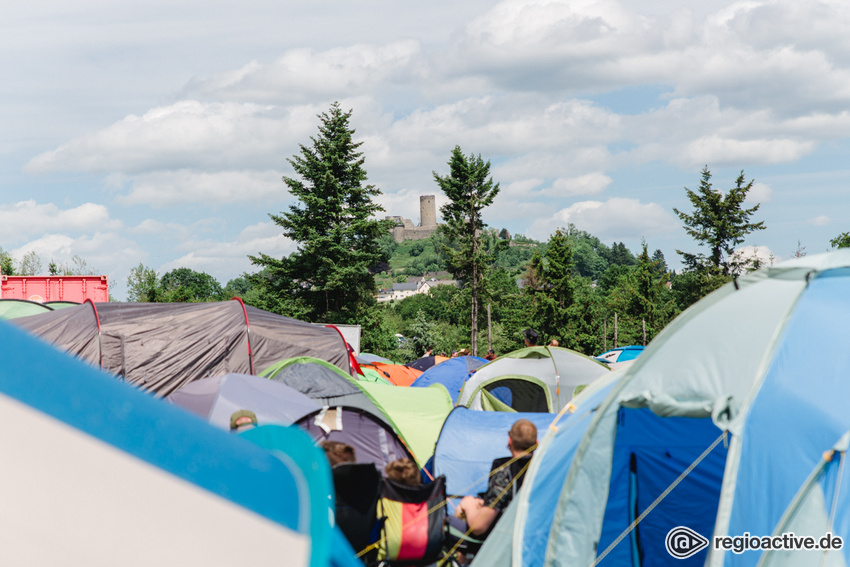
[666,526,709,559]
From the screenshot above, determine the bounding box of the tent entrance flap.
[479,376,551,412]
[596,408,729,566]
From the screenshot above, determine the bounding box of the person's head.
[230,409,257,431]
[522,328,539,347]
[549,339,559,347]
[457,348,471,357]
[321,441,357,466]
[385,458,421,487]
[508,419,538,455]
[485,349,496,361]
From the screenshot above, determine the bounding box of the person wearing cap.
[230,409,258,432]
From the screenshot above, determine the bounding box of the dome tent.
[456,346,610,413]
[496,250,850,567]
[12,300,351,397]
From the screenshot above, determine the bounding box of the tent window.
[482,379,549,412]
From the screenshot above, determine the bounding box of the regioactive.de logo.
[666,526,710,559]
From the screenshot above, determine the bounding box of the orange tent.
[360,362,423,386]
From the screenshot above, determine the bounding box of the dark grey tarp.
[296,406,415,476]
[12,301,350,396]
[166,373,321,429]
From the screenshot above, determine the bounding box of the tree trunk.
[487,303,492,352]
[614,313,618,348]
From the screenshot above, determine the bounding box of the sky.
[3,0,850,300]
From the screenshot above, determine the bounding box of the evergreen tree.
[433,146,500,355]
[250,102,390,322]
[674,167,765,275]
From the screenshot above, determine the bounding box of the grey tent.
[260,357,391,428]
[13,300,351,396]
[166,373,321,429]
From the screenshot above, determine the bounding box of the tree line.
[96,102,847,360]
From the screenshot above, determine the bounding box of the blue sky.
[2,0,850,299]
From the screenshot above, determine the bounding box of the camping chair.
[332,463,383,563]
[373,475,450,566]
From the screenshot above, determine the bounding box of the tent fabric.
[595,345,644,363]
[410,355,488,403]
[295,406,416,475]
[359,361,423,386]
[261,357,391,427]
[457,346,610,412]
[166,373,321,429]
[433,407,558,497]
[12,300,351,397]
[530,250,850,567]
[0,317,343,567]
[468,371,620,567]
[405,354,450,372]
[356,381,454,468]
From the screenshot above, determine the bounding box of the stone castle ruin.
[387,195,441,243]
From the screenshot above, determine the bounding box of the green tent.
[0,299,53,320]
[355,381,453,468]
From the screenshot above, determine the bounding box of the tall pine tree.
[250,102,390,322]
[434,146,500,355]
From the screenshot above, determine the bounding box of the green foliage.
[830,232,850,249]
[126,264,161,302]
[407,310,439,357]
[670,266,731,311]
[606,242,678,345]
[0,248,15,276]
[249,102,391,322]
[160,267,225,302]
[434,146,501,355]
[674,167,765,275]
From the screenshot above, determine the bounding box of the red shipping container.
[0,275,109,303]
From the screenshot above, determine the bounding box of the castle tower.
[420,195,437,227]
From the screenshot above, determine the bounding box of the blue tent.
[470,372,620,566]
[411,355,488,403]
[433,408,558,497]
[482,251,850,567]
[0,318,358,567]
[595,345,644,363]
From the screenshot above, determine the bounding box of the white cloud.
[184,41,422,103]
[25,101,292,174]
[158,221,295,284]
[808,215,831,226]
[0,201,120,240]
[528,197,678,242]
[116,169,287,207]
[746,181,772,204]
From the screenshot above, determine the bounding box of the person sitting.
[321,440,357,467]
[229,409,258,432]
[385,458,421,487]
[453,419,538,537]
[484,349,497,361]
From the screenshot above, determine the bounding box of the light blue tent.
[411,355,488,404]
[470,371,620,566]
[0,318,358,567]
[433,408,559,497]
[480,250,850,567]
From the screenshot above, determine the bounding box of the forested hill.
[374,225,658,290]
